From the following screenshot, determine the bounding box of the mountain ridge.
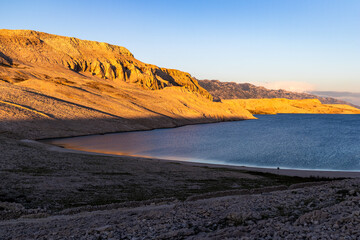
[0,29,212,100]
[199,79,358,107]
[0,30,255,139]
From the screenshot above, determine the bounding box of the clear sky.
[1,0,359,92]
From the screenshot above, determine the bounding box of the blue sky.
[1,0,359,92]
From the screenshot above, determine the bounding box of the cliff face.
[199,80,355,107]
[0,29,211,99]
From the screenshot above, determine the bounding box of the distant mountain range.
[309,91,360,107]
[199,80,359,108]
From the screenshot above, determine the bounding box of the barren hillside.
[0,30,358,140]
[0,30,211,99]
[0,30,256,139]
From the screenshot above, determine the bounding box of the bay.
[47,114,360,171]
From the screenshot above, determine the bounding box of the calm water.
[49,114,360,171]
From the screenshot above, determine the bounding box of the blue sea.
[49,114,360,171]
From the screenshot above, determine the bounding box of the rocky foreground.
[0,183,357,239]
[0,136,360,239]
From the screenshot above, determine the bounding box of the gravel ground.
[1,178,360,239]
[1,136,360,239]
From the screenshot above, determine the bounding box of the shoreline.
[35,113,359,141]
[35,139,360,179]
[4,132,360,239]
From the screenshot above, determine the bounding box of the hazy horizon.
[1,0,359,92]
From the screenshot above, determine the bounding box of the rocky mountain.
[0,30,255,139]
[0,29,211,99]
[0,30,358,139]
[199,80,357,107]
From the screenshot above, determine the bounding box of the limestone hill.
[0,30,359,139]
[0,30,254,139]
[0,29,211,99]
[225,98,360,115]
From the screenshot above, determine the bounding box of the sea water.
[48,114,360,171]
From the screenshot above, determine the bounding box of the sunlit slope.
[0,29,211,99]
[224,99,360,114]
[0,30,255,139]
[323,104,360,111]
[0,80,255,139]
